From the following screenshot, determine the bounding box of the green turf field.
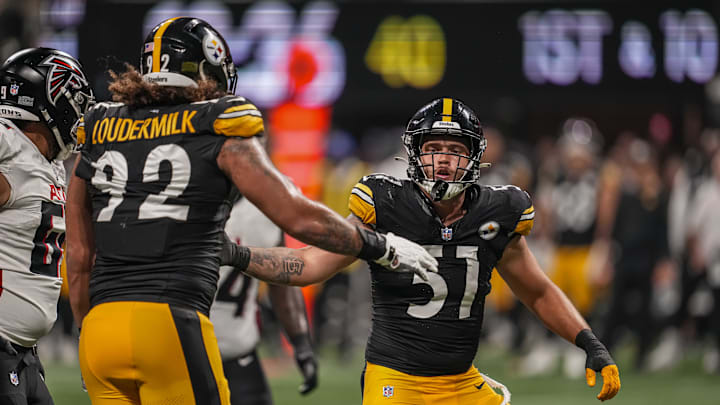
[45,344,719,405]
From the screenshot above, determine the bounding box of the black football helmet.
[140,17,237,94]
[0,47,94,160]
[402,98,488,201]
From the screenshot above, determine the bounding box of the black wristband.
[575,328,604,352]
[231,244,252,271]
[289,333,313,355]
[355,226,387,262]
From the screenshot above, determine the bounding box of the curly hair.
[107,65,226,108]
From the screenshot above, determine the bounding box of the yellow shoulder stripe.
[514,219,534,236]
[221,104,258,116]
[213,115,264,137]
[348,183,376,225]
[514,205,535,236]
[75,117,86,145]
[354,183,373,199]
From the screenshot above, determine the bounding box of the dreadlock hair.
[108,64,226,108]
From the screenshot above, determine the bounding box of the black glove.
[575,329,621,401]
[290,334,318,395]
[220,232,251,269]
[0,335,18,356]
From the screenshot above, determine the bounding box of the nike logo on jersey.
[475,382,485,390]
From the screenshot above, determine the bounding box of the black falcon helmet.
[140,17,237,94]
[402,98,489,201]
[0,47,94,160]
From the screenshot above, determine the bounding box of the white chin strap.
[39,108,72,161]
[142,72,198,88]
[417,180,469,201]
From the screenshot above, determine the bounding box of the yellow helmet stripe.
[442,98,453,122]
[152,17,180,72]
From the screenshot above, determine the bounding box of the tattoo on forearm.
[246,248,305,284]
[309,219,361,256]
[283,257,304,277]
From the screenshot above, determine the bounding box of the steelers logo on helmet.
[203,32,226,66]
[479,221,500,240]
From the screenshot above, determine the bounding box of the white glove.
[374,232,438,281]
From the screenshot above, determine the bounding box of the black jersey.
[74,95,263,315]
[349,174,534,376]
[549,171,598,246]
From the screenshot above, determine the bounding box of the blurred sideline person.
[226,98,622,404]
[212,197,317,405]
[65,17,436,405]
[0,47,93,405]
[529,118,617,376]
[600,138,672,371]
[686,149,720,373]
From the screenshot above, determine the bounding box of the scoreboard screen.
[36,0,720,139]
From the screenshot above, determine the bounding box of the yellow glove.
[576,329,621,401]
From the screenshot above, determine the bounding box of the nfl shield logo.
[441,227,453,241]
[9,84,19,96]
[382,385,394,398]
[9,371,19,386]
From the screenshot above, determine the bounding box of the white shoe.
[647,328,683,371]
[703,348,719,374]
[518,339,559,376]
[563,346,586,379]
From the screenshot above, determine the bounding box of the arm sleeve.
[509,188,535,237]
[212,96,264,138]
[348,180,376,225]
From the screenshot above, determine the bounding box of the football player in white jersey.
[0,47,93,405]
[212,197,317,405]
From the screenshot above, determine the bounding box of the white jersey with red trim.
[211,197,283,360]
[0,118,65,347]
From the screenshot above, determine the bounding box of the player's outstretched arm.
[217,138,437,275]
[223,236,356,287]
[65,156,96,327]
[496,235,620,401]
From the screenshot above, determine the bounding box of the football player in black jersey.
[228,98,622,404]
[65,17,436,405]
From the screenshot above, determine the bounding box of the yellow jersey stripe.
[514,219,534,236]
[153,17,179,72]
[221,104,259,115]
[519,205,535,222]
[354,183,373,200]
[75,117,85,145]
[349,193,376,225]
[213,115,264,137]
[442,98,453,122]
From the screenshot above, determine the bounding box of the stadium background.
[2,0,720,403]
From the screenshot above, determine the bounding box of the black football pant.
[223,350,272,405]
[601,269,654,369]
[0,337,53,405]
